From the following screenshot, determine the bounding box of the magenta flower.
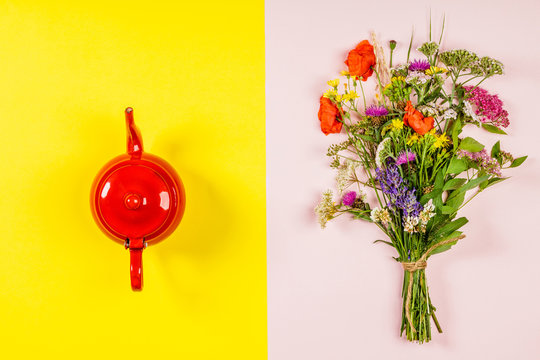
[396,150,416,166]
[463,86,509,128]
[409,59,431,72]
[342,191,357,206]
[365,105,388,117]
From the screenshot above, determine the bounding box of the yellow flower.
[425,67,448,76]
[391,118,404,130]
[391,76,405,82]
[335,94,342,102]
[432,133,450,149]
[323,89,338,98]
[340,70,350,76]
[342,91,359,101]
[407,133,420,145]
[327,79,340,88]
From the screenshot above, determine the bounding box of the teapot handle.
[126,238,145,291]
[125,107,143,159]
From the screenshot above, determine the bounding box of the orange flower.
[403,101,434,135]
[345,40,376,81]
[318,96,342,135]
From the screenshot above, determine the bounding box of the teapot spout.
[125,107,143,159]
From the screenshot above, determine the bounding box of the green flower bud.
[418,42,439,57]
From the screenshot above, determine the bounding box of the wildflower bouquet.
[315,29,527,343]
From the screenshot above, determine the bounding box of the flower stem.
[431,308,443,333]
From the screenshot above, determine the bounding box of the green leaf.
[352,210,372,221]
[426,214,451,237]
[451,118,462,151]
[481,177,508,190]
[380,119,393,129]
[460,175,491,192]
[355,134,376,142]
[509,156,527,168]
[406,30,414,63]
[434,170,444,189]
[441,205,454,214]
[482,123,507,135]
[373,239,395,248]
[448,117,462,136]
[433,191,444,210]
[432,217,468,240]
[491,140,501,159]
[479,179,489,190]
[445,191,465,211]
[446,157,468,174]
[458,137,485,152]
[443,178,467,191]
[429,231,462,256]
[420,189,441,203]
[439,14,446,45]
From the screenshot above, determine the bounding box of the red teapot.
[90,108,186,291]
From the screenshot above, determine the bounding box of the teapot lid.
[91,108,185,245]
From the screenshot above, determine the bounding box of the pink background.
[266,0,540,358]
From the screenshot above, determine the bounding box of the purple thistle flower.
[463,86,509,128]
[342,191,357,206]
[408,59,431,72]
[375,164,423,220]
[365,105,388,117]
[395,150,416,166]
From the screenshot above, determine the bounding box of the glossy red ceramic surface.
[90,108,185,291]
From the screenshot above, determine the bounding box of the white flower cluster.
[370,206,391,224]
[416,105,438,117]
[403,216,419,233]
[423,103,457,123]
[336,160,358,193]
[462,100,479,123]
[404,199,436,233]
[405,71,430,85]
[442,108,457,120]
[315,190,336,229]
[391,64,408,73]
[375,137,393,168]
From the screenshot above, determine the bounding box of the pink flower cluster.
[457,149,502,177]
[463,86,509,128]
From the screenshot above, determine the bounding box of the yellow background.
[0,1,265,358]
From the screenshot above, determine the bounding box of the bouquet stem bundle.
[401,268,435,342]
[399,235,463,342]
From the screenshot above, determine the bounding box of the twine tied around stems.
[400,234,466,334]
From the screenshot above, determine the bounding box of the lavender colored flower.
[342,191,357,206]
[375,164,423,220]
[395,150,416,166]
[463,86,509,128]
[457,149,502,177]
[365,105,389,117]
[408,59,431,72]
